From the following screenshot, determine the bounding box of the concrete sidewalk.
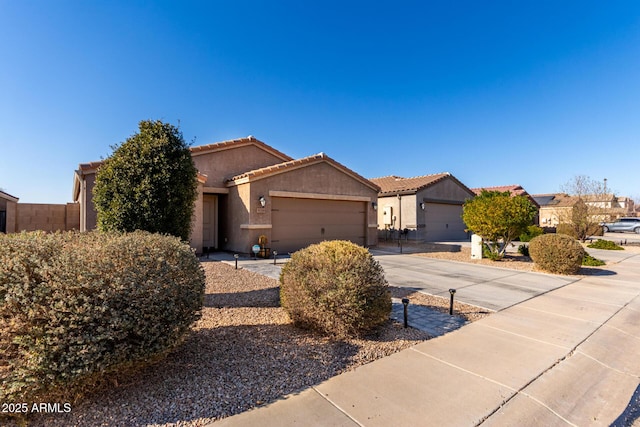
[209,252,640,427]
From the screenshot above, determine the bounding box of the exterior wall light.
[258,196,266,207]
[420,202,426,210]
[372,201,377,210]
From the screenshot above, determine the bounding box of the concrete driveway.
[370,250,578,311]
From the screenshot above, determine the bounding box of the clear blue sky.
[1,1,639,203]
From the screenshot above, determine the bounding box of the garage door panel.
[272,198,366,253]
[424,203,467,241]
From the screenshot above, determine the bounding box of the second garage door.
[271,197,366,253]
[423,202,468,241]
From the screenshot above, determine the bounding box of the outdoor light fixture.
[372,201,377,210]
[258,196,266,207]
[420,202,425,210]
[234,253,239,269]
[273,250,278,265]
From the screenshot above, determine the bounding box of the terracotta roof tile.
[369,173,454,195]
[226,153,380,191]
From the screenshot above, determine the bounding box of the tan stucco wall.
[16,203,79,232]
[377,194,416,240]
[192,145,287,188]
[190,180,205,252]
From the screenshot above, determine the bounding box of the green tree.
[93,120,198,241]
[463,190,537,259]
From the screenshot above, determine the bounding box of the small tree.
[93,120,198,241]
[462,190,537,259]
[559,175,610,242]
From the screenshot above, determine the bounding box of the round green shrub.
[0,230,205,404]
[280,240,391,339]
[529,234,586,275]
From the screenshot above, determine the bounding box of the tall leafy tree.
[463,190,537,259]
[93,120,198,241]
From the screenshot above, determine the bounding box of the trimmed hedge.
[280,240,391,339]
[519,225,544,242]
[587,239,624,250]
[0,231,205,404]
[529,233,586,275]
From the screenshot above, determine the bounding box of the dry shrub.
[529,233,586,275]
[0,230,205,405]
[280,240,391,339]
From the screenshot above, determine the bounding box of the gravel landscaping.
[15,260,487,427]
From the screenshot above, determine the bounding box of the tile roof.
[189,136,293,162]
[77,136,293,172]
[369,173,453,195]
[472,185,540,208]
[0,190,19,202]
[226,152,380,191]
[471,185,526,197]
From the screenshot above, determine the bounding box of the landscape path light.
[273,250,278,265]
[402,298,410,328]
[449,289,456,315]
[234,254,239,270]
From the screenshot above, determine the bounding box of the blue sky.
[1,1,639,203]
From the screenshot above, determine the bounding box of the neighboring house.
[0,190,18,233]
[471,184,540,225]
[533,193,577,227]
[534,193,636,227]
[73,136,380,254]
[369,173,475,241]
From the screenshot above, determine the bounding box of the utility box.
[383,206,393,225]
[471,234,483,259]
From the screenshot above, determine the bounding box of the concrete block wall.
[15,203,80,232]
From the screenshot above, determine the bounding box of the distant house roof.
[532,193,579,208]
[226,152,380,192]
[472,185,540,208]
[0,190,19,203]
[369,173,474,197]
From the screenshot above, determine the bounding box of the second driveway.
[371,250,579,311]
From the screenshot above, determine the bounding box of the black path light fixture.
[234,253,239,270]
[449,289,456,315]
[402,298,410,328]
[273,250,278,265]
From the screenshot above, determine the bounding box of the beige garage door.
[424,203,467,241]
[271,197,366,253]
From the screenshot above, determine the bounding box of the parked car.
[601,217,640,233]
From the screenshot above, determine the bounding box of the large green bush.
[529,233,586,275]
[93,120,198,241]
[0,231,205,404]
[280,240,391,339]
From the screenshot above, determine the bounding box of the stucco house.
[0,190,18,233]
[73,137,380,254]
[534,193,635,227]
[369,173,475,241]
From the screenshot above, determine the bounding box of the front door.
[202,195,218,250]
